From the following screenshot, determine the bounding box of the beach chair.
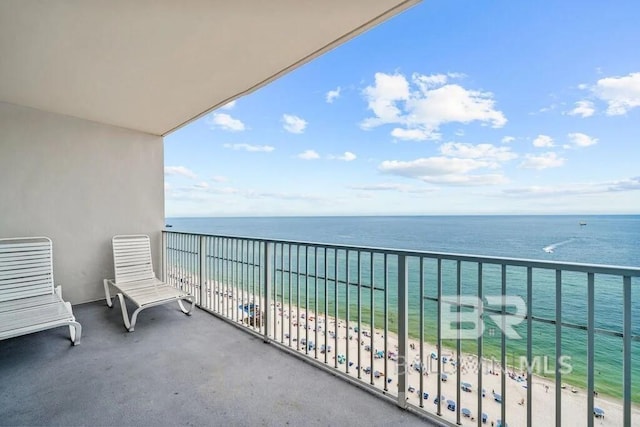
[0,237,81,345]
[103,234,194,331]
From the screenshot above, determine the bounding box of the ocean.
[166,215,640,401]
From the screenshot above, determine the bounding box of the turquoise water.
[166,215,640,401]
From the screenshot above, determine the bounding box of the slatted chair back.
[112,235,157,284]
[0,237,54,302]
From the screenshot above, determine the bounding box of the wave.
[543,238,575,253]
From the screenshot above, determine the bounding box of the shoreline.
[169,271,638,425]
[170,270,640,426]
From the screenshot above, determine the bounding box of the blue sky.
[165,0,640,217]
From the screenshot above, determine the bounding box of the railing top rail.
[163,230,640,277]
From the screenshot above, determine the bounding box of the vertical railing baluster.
[587,272,594,427]
[334,248,339,369]
[357,250,362,380]
[370,252,375,386]
[383,253,388,393]
[273,243,278,339]
[456,260,461,426]
[555,269,562,427]
[288,244,293,348]
[419,257,424,408]
[256,241,261,333]
[436,258,442,416]
[305,246,309,356]
[161,232,167,282]
[623,275,631,427]
[324,248,329,364]
[397,254,408,409]
[346,250,350,374]
[477,263,483,427]
[314,246,319,359]
[296,245,301,353]
[263,241,272,342]
[281,243,286,343]
[199,235,205,307]
[235,239,240,323]
[501,265,507,427]
[527,267,533,427]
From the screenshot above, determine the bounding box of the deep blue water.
[167,215,639,266]
[166,215,640,399]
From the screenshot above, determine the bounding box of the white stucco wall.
[0,102,164,304]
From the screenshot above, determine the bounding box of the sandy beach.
[184,275,639,426]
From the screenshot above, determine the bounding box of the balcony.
[0,299,433,426]
[162,230,640,427]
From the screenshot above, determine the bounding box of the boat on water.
[579,221,587,226]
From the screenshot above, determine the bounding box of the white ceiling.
[0,0,419,136]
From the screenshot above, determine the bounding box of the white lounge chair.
[0,237,81,345]
[103,234,194,331]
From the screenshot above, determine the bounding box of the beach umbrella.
[440,373,448,382]
[434,395,445,404]
[430,352,437,359]
[481,413,488,423]
[496,420,507,427]
[461,382,472,391]
[493,392,502,403]
[423,392,429,400]
[593,407,605,417]
[461,408,471,417]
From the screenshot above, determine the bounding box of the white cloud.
[223,143,274,152]
[282,114,308,134]
[194,182,209,189]
[422,173,507,185]
[501,136,515,144]
[380,157,486,176]
[439,142,517,166]
[349,183,434,193]
[326,87,341,103]
[379,156,507,185]
[298,150,320,160]
[334,151,357,161]
[211,176,228,183]
[503,176,640,197]
[164,166,197,179]
[532,134,554,148]
[567,100,595,117]
[210,113,245,132]
[361,72,506,141]
[221,100,236,110]
[593,72,640,115]
[519,152,565,170]
[361,73,410,128]
[391,128,433,141]
[567,132,598,147]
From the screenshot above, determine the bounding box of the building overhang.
[0,0,419,136]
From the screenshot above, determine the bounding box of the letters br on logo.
[440,295,526,340]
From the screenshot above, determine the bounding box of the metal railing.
[162,230,640,427]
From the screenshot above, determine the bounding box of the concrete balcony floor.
[0,301,435,426]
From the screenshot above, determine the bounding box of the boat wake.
[543,239,574,254]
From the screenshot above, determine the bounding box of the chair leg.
[69,321,82,345]
[178,298,195,315]
[129,307,144,332]
[117,293,134,331]
[104,279,114,308]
